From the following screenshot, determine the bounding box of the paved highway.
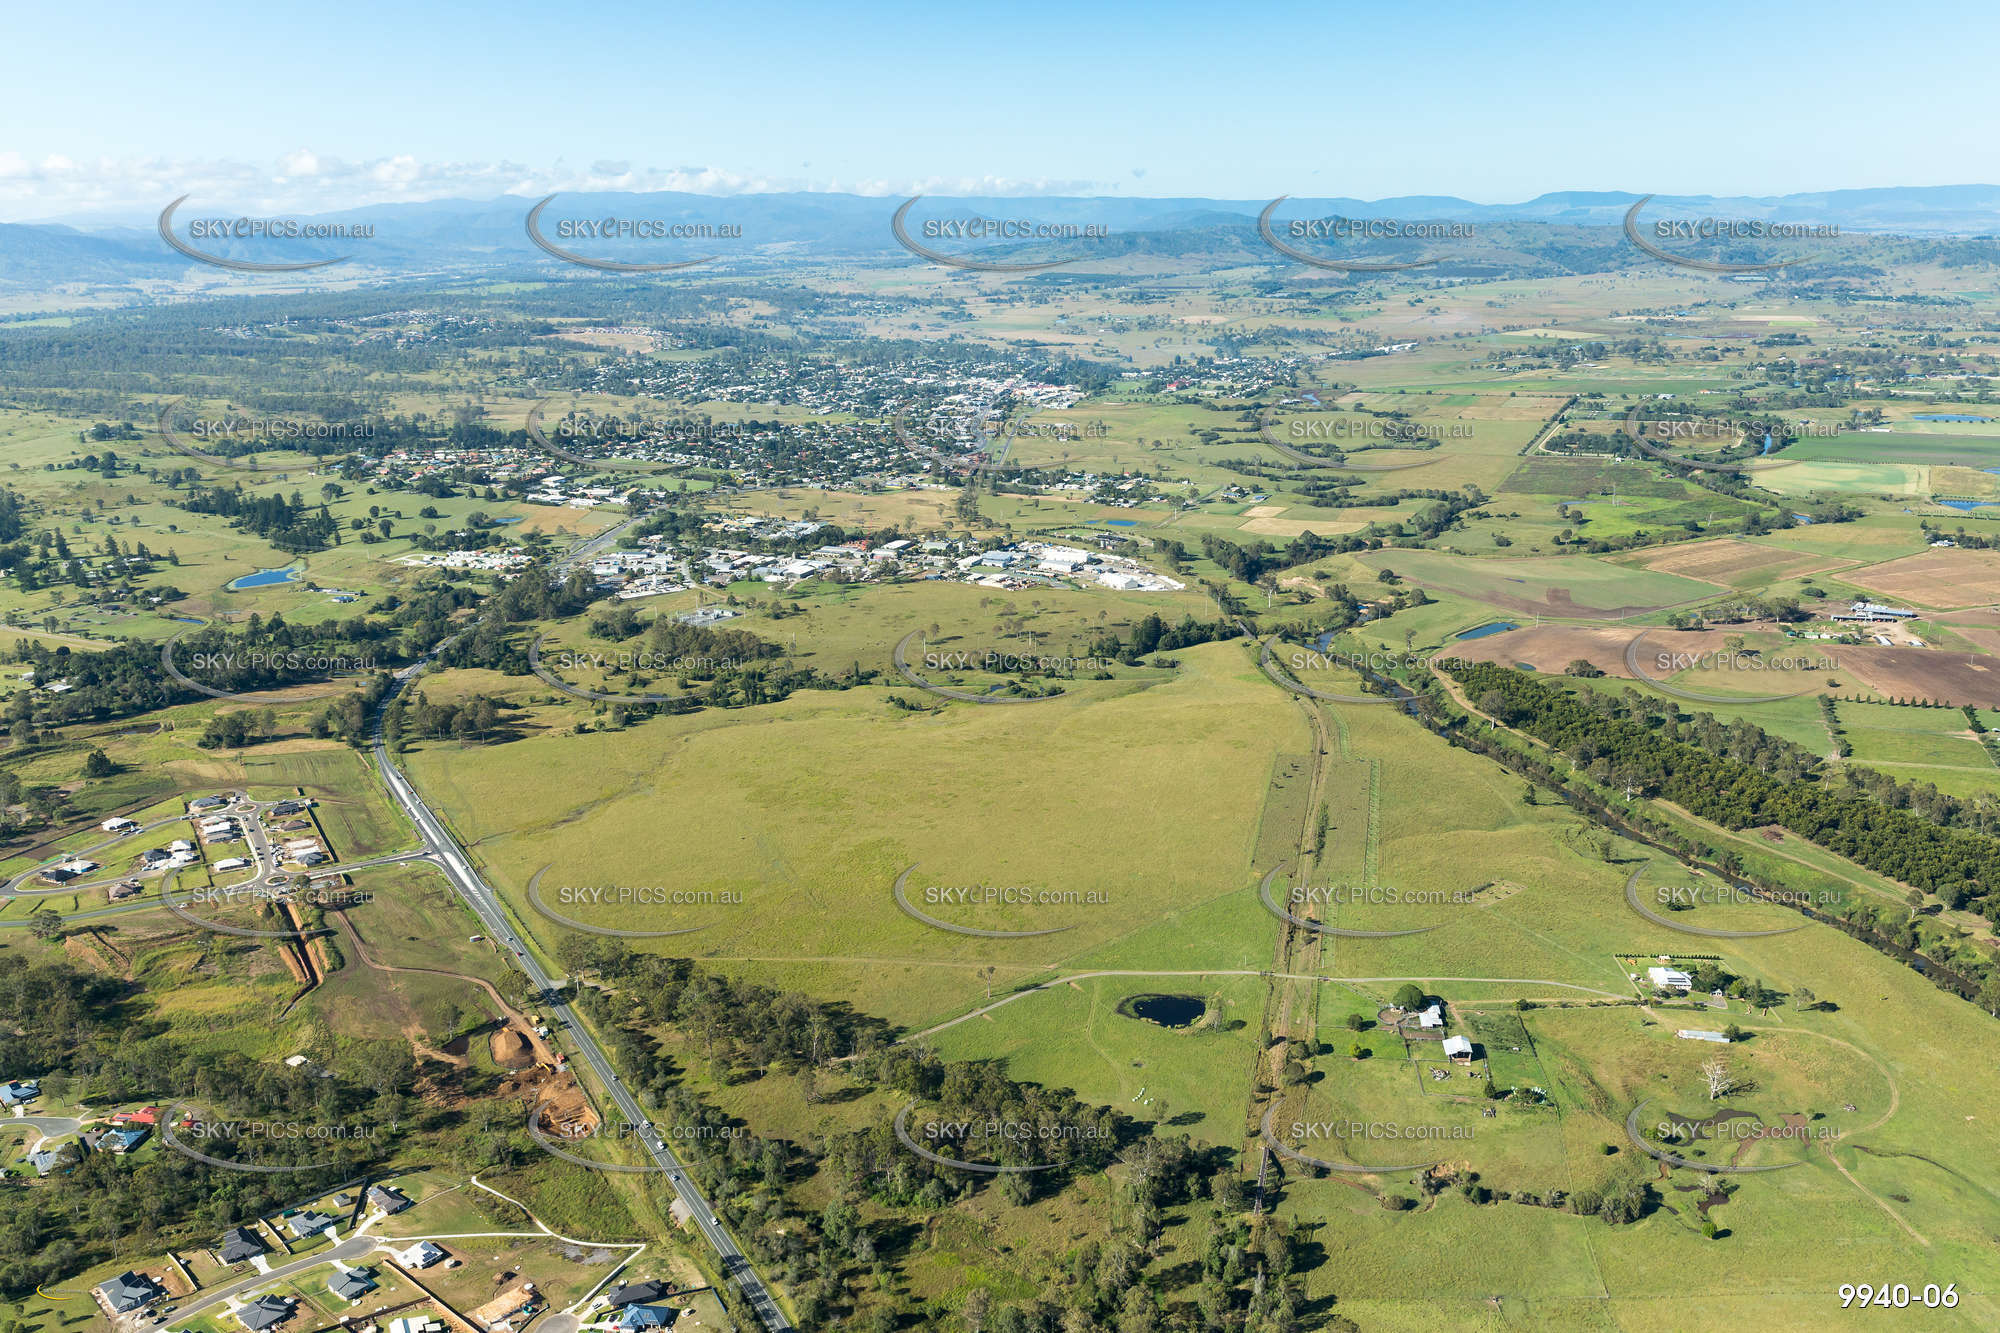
[368,517,794,1332]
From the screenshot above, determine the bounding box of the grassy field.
[1355,548,1724,620]
[403,637,1300,1027]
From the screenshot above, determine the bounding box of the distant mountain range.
[1,185,1995,296]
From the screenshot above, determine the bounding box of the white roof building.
[396,1241,447,1269]
[1417,1004,1444,1029]
[1441,1035,1474,1061]
[1648,966,1693,991]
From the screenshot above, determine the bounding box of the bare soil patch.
[489,1026,534,1069]
[1446,624,1734,678]
[1846,550,2000,610]
[1628,538,1848,584]
[1828,646,2000,707]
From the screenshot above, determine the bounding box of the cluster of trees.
[6,638,198,726]
[553,941,1325,1331]
[173,484,341,552]
[0,953,413,1298]
[1452,663,2000,917]
[168,612,407,700]
[1200,531,1370,584]
[383,689,508,746]
[1088,613,1238,664]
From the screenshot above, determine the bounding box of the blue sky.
[6,0,1996,220]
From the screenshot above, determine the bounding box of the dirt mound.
[526,1074,597,1137]
[489,1027,534,1069]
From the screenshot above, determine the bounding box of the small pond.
[227,567,302,591]
[1118,993,1206,1028]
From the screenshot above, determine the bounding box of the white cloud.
[0,152,1113,223]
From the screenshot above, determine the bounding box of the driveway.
[167,1236,372,1323]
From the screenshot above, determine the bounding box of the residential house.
[95,1272,166,1314]
[615,1305,677,1330]
[1647,966,1694,992]
[217,1226,267,1265]
[237,1293,295,1331]
[96,1125,149,1153]
[328,1268,377,1301]
[26,1148,68,1176]
[0,1079,38,1107]
[285,1210,337,1239]
[396,1240,447,1269]
[367,1184,413,1215]
[603,1280,673,1308]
